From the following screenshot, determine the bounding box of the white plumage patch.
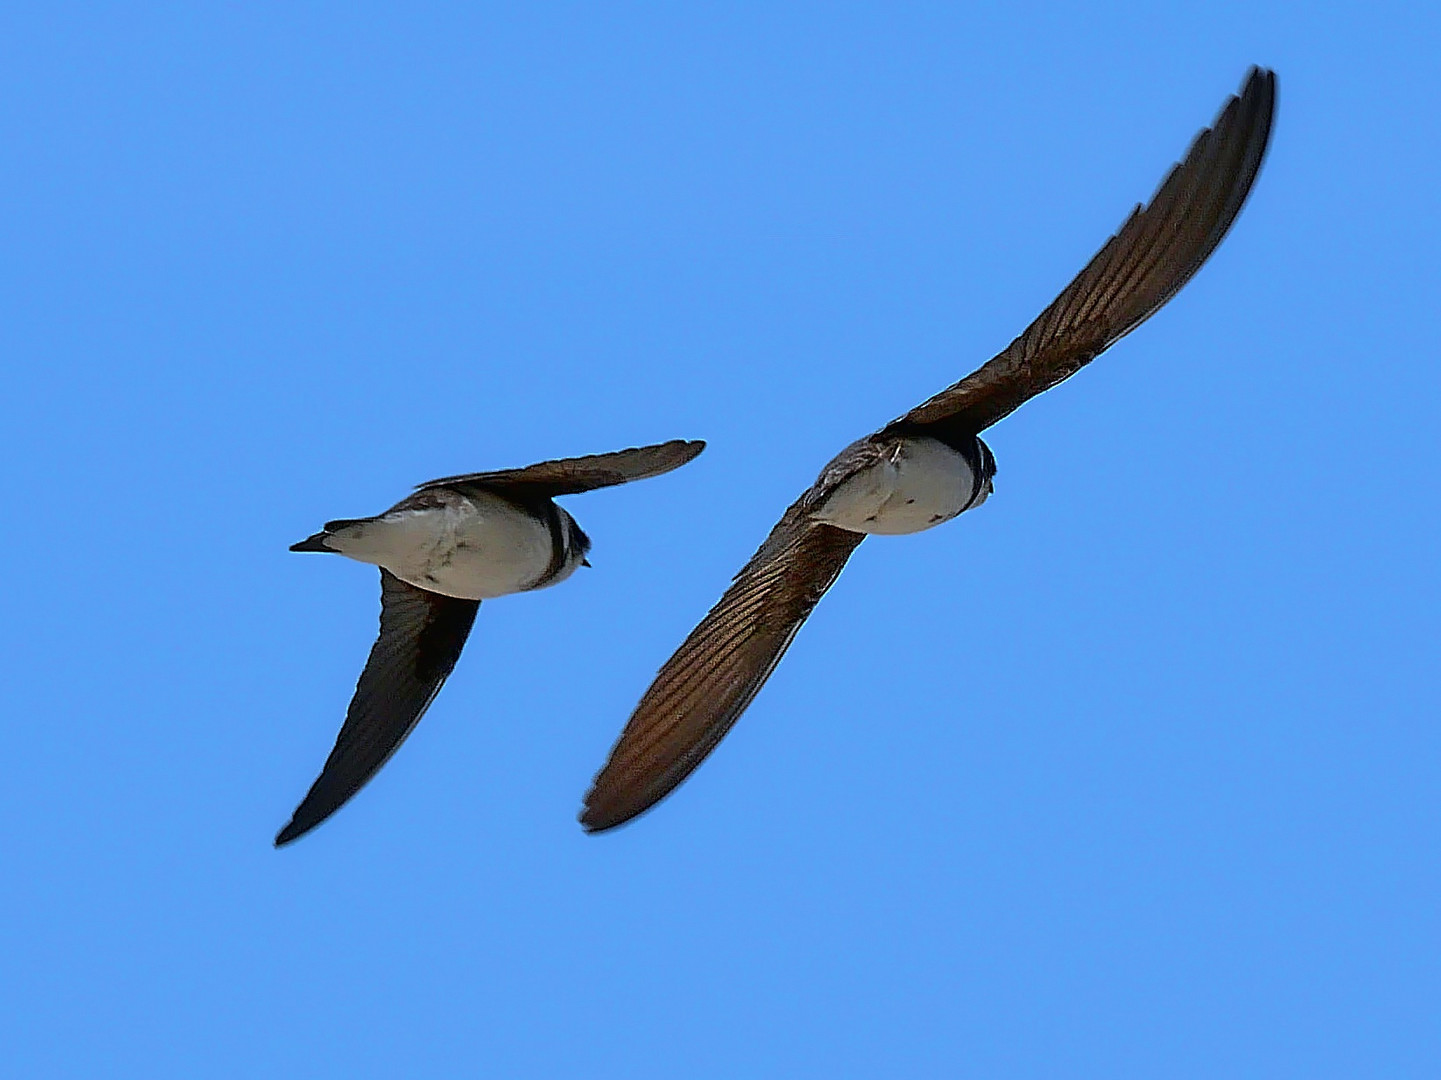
[813,436,987,536]
[326,491,566,599]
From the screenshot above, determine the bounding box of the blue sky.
[2,3,1437,1077]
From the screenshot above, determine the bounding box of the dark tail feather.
[292,515,373,552]
[290,531,335,553]
[323,517,371,532]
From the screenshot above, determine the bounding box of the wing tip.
[616,437,707,485]
[579,765,678,833]
[1238,65,1278,135]
[273,815,312,847]
[577,793,641,835]
[1236,65,1276,98]
[657,437,707,467]
[1244,64,1277,91]
[577,813,615,835]
[275,793,342,846]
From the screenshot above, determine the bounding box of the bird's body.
[276,439,705,846]
[811,434,994,535]
[314,488,583,600]
[581,67,1278,833]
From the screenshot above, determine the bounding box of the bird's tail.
[289,531,335,553]
[290,517,377,554]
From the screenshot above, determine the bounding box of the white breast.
[813,436,986,536]
[327,491,563,600]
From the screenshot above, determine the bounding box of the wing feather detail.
[893,67,1275,438]
[580,503,865,831]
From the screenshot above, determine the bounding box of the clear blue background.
[2,3,1436,1076]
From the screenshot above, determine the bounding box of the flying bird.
[581,67,1277,832]
[276,439,705,846]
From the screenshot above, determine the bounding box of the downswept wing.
[892,67,1276,440]
[580,501,866,832]
[416,439,705,498]
[276,570,480,846]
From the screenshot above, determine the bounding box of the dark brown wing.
[580,502,865,832]
[275,571,479,846]
[415,439,705,498]
[892,67,1276,439]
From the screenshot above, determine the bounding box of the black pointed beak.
[581,558,592,568]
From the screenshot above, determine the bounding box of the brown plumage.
[416,440,706,499]
[891,68,1276,442]
[581,68,1277,833]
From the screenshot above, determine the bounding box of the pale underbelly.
[813,436,987,536]
[403,537,556,600]
[329,494,560,600]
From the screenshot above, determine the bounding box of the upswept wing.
[892,67,1275,439]
[580,502,866,831]
[276,571,479,846]
[581,68,1276,833]
[416,439,705,498]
